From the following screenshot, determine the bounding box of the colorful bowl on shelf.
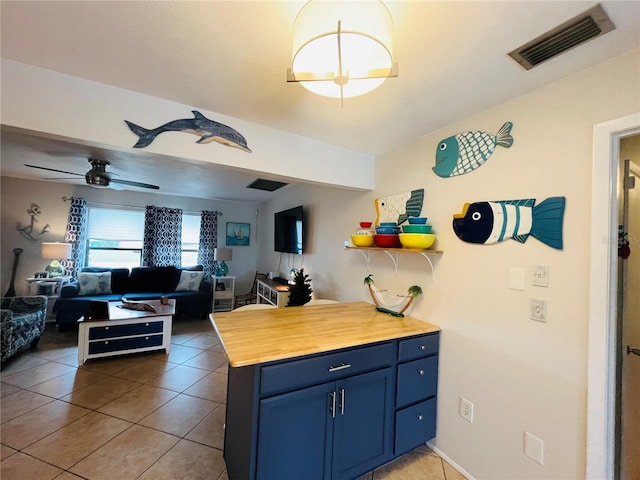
[379,222,398,227]
[399,233,436,249]
[407,217,428,225]
[359,221,373,228]
[351,234,374,247]
[375,226,401,235]
[402,224,432,234]
[355,228,374,236]
[373,234,401,248]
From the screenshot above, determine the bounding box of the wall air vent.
[246,178,289,192]
[508,4,615,70]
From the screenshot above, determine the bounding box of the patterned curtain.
[61,197,88,278]
[198,210,221,276]
[142,206,183,266]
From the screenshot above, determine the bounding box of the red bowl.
[373,234,401,248]
[359,221,373,228]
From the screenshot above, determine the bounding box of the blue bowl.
[376,226,401,235]
[379,222,397,227]
[408,217,428,225]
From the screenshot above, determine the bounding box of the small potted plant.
[287,268,313,306]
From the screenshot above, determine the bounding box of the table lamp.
[41,242,72,278]
[214,247,233,276]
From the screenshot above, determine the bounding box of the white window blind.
[88,208,144,241]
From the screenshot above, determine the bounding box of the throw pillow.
[78,272,113,295]
[175,271,204,292]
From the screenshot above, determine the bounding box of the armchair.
[1,296,48,363]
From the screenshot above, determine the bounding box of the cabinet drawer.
[88,321,164,340]
[395,397,436,455]
[88,334,163,354]
[396,356,438,409]
[398,333,439,362]
[261,342,394,396]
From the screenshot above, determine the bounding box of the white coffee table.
[77,299,175,365]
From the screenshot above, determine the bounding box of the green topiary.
[287,268,313,306]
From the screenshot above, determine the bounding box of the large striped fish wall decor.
[375,189,424,226]
[433,122,513,178]
[125,111,251,153]
[452,196,566,250]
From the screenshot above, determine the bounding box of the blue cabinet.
[223,333,439,480]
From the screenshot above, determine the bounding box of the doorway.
[587,113,640,480]
[616,136,640,480]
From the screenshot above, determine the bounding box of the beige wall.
[258,49,640,479]
[0,177,261,296]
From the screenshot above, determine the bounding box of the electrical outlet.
[532,265,549,287]
[459,397,474,423]
[529,299,547,322]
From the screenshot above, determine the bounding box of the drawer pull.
[339,388,345,416]
[417,414,424,421]
[418,369,425,375]
[104,341,109,344]
[328,363,351,372]
[145,323,149,326]
[419,344,426,350]
[105,326,109,330]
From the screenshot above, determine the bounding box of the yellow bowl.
[351,234,375,247]
[399,233,436,249]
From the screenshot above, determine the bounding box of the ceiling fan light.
[289,0,396,100]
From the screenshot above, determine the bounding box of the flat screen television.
[274,205,304,254]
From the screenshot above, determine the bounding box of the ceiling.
[1,1,638,202]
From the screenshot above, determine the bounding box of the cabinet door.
[257,382,334,480]
[332,368,393,479]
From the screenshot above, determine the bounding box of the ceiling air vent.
[246,178,289,192]
[508,4,615,70]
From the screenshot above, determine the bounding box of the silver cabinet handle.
[328,363,351,372]
[419,344,426,350]
[417,414,424,421]
[339,388,345,416]
[329,391,336,418]
[417,369,425,375]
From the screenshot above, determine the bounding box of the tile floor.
[1,318,466,480]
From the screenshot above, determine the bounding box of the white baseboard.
[427,441,477,480]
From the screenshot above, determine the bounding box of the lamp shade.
[289,0,396,99]
[41,242,72,260]
[214,247,233,262]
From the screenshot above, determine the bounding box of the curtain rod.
[61,196,223,216]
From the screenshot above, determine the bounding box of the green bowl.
[402,224,432,234]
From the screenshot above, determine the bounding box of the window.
[87,208,144,269]
[181,213,201,266]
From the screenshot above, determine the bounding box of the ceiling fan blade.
[24,164,83,176]
[111,178,160,190]
[108,182,126,191]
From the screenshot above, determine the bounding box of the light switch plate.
[529,299,547,322]
[532,265,549,287]
[524,431,544,465]
[509,267,526,291]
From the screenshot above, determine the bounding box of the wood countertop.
[209,301,440,367]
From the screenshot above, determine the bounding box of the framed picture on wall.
[226,222,250,246]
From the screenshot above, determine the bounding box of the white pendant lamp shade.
[289,0,397,99]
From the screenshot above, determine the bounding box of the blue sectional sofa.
[53,265,212,330]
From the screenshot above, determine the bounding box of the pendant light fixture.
[287,0,398,104]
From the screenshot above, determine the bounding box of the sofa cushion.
[129,266,180,293]
[176,271,205,292]
[78,272,112,295]
[81,267,130,294]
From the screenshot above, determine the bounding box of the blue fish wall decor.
[125,111,251,152]
[452,196,566,250]
[433,122,513,178]
[375,189,424,225]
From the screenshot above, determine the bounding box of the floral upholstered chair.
[1,296,47,363]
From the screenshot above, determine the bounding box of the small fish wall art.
[125,111,251,152]
[433,122,514,178]
[452,196,566,250]
[375,189,424,225]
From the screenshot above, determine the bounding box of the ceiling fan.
[24,158,160,190]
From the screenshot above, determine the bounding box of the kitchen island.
[210,301,440,480]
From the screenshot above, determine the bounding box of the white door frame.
[588,112,640,479]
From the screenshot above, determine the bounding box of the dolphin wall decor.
[125,111,251,152]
